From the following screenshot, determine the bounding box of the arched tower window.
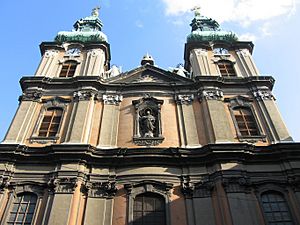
[217,60,236,77]
[261,191,294,225]
[38,107,63,137]
[59,61,77,77]
[7,193,37,225]
[133,193,166,225]
[233,107,259,136]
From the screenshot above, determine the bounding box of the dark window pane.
[261,192,293,225]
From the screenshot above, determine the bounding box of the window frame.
[37,107,63,138]
[59,60,79,78]
[30,97,70,144]
[133,192,166,225]
[260,191,294,225]
[226,96,265,142]
[6,192,38,225]
[217,60,237,77]
[125,182,171,225]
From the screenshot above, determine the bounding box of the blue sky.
[0,0,299,141]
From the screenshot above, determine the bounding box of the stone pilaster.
[46,178,78,225]
[189,49,211,76]
[176,94,200,147]
[97,94,122,148]
[83,181,117,225]
[66,90,97,144]
[3,98,39,144]
[253,89,293,142]
[199,89,235,143]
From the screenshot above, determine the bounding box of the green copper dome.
[55,7,108,43]
[187,7,238,43]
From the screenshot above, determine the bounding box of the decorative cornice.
[73,90,96,101]
[19,91,43,102]
[85,181,117,198]
[222,177,252,193]
[125,180,173,197]
[176,94,194,105]
[253,90,275,101]
[48,177,77,193]
[103,94,123,105]
[0,177,10,192]
[198,89,223,101]
[133,137,164,146]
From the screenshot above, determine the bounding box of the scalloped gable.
[106,64,193,84]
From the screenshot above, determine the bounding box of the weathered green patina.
[187,7,238,43]
[55,7,108,43]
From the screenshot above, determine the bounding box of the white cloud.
[239,33,257,42]
[161,0,297,25]
[135,20,144,28]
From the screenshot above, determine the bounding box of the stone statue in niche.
[140,109,156,137]
[132,95,164,146]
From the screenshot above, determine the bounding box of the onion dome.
[187,7,238,43]
[55,7,108,43]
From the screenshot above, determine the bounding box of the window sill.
[29,136,59,144]
[237,135,266,143]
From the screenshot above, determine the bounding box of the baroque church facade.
[0,7,300,225]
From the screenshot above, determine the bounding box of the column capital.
[176,94,194,105]
[103,94,123,105]
[198,88,223,101]
[253,90,275,101]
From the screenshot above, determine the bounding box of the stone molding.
[48,177,78,194]
[73,90,96,101]
[222,177,252,193]
[253,90,275,101]
[45,50,59,58]
[19,91,43,102]
[125,180,173,197]
[199,89,223,101]
[176,94,194,105]
[181,176,214,198]
[84,181,117,198]
[0,177,10,192]
[194,48,208,56]
[103,94,123,105]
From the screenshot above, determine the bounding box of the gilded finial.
[92,6,100,17]
[191,6,201,17]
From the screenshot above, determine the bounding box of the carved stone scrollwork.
[0,177,10,192]
[103,94,123,105]
[132,94,164,146]
[194,49,208,56]
[199,89,223,101]
[287,176,300,191]
[85,181,117,198]
[192,179,214,198]
[48,178,78,193]
[253,90,275,101]
[176,94,194,105]
[222,177,252,193]
[181,176,195,198]
[73,90,96,101]
[125,181,173,197]
[45,50,58,58]
[19,91,43,102]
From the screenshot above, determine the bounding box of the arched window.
[38,108,63,137]
[59,61,77,77]
[7,193,37,225]
[217,60,236,77]
[261,191,294,225]
[233,107,259,136]
[133,193,166,225]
